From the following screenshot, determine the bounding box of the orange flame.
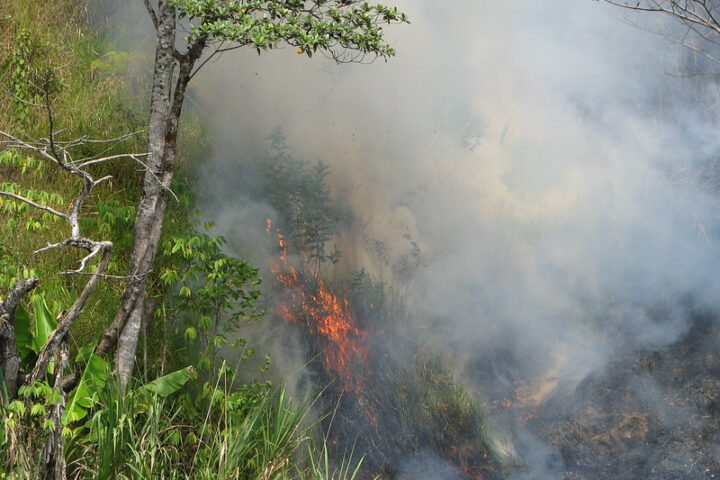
[267,218,371,398]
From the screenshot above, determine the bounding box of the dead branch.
[0,73,130,394]
[0,277,40,318]
[604,1,720,36]
[0,277,40,400]
[28,246,112,384]
[0,191,69,219]
[42,341,68,480]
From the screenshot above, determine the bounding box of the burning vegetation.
[238,133,720,480]
[256,140,504,479]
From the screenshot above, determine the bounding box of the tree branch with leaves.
[102,0,408,389]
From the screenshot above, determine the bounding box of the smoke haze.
[194,0,720,390]
[98,0,720,476]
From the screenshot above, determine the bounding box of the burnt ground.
[530,314,720,480]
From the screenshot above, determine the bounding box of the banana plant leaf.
[63,350,108,425]
[139,366,195,397]
[13,304,33,362]
[31,297,56,353]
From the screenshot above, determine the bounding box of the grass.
[41,372,361,480]
[0,0,207,353]
[0,0,146,338]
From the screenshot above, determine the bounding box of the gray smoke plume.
[97,0,720,476]
[193,0,720,385]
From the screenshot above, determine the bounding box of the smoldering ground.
[99,0,720,477]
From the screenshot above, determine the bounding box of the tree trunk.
[0,277,39,400]
[99,1,206,389]
[98,1,177,387]
[115,296,143,388]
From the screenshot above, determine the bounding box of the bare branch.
[190,40,248,80]
[56,130,144,148]
[59,270,151,280]
[35,237,100,255]
[69,245,104,274]
[0,191,68,219]
[77,152,149,169]
[95,175,113,185]
[125,153,179,202]
[2,85,46,108]
[63,242,111,275]
[0,130,62,164]
[0,277,40,319]
[29,245,112,383]
[143,0,160,31]
[604,1,720,36]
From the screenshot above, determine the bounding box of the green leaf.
[63,353,108,425]
[31,297,56,353]
[140,367,194,397]
[30,403,46,416]
[14,305,33,361]
[198,315,212,330]
[184,326,197,340]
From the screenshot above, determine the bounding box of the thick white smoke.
[194,0,720,389]
[97,0,720,475]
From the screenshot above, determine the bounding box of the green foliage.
[63,348,108,425]
[0,1,410,478]
[138,366,195,398]
[0,149,46,175]
[161,230,263,371]
[53,369,325,480]
[181,384,313,480]
[0,0,150,345]
[93,199,135,246]
[297,441,365,480]
[1,380,62,478]
[172,0,408,60]
[13,296,56,369]
[1,28,53,122]
[263,131,343,268]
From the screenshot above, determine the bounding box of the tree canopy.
[168,0,408,62]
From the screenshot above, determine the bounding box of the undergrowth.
[0,2,363,479]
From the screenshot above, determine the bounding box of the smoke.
[97,0,720,475]
[396,450,460,480]
[191,0,720,384]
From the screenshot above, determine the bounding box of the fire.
[496,352,565,422]
[267,218,370,397]
[308,284,369,394]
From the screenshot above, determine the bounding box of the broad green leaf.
[140,366,194,397]
[31,297,56,353]
[14,304,33,361]
[63,353,108,425]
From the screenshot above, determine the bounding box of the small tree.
[101,0,409,388]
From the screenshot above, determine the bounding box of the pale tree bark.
[102,0,177,388]
[100,0,206,389]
